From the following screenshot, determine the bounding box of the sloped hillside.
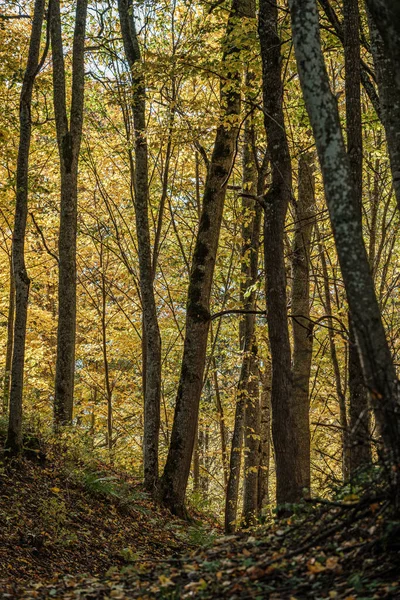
[0,435,207,594]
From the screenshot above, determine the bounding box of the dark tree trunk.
[365,0,400,86]
[242,347,260,527]
[367,12,400,211]
[159,0,245,517]
[257,361,271,514]
[225,93,261,532]
[318,0,381,116]
[259,0,304,506]
[291,152,315,496]
[118,0,162,492]
[289,0,400,481]
[344,0,372,475]
[316,226,350,478]
[51,0,88,426]
[6,0,46,453]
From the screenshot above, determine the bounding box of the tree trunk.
[6,0,46,453]
[317,0,381,116]
[316,226,350,478]
[259,0,304,506]
[289,0,400,482]
[212,356,228,487]
[258,361,271,514]
[242,347,260,527]
[367,11,400,212]
[291,152,315,496]
[225,87,261,532]
[365,0,400,86]
[118,0,162,492]
[344,0,372,476]
[51,0,88,426]
[3,261,15,415]
[159,0,245,517]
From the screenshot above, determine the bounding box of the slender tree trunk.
[212,356,229,487]
[259,0,305,506]
[344,0,372,474]
[289,0,400,484]
[366,12,400,211]
[193,424,200,493]
[317,0,380,116]
[291,152,315,496]
[99,249,113,455]
[241,114,262,528]
[51,0,88,426]
[316,226,350,478]
[6,0,46,452]
[118,0,162,492]
[159,0,245,517]
[242,347,260,527]
[3,261,15,414]
[258,361,271,514]
[225,85,261,531]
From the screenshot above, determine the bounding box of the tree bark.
[118,0,162,492]
[317,0,381,117]
[225,92,261,532]
[366,12,400,212]
[257,361,271,514]
[51,0,88,426]
[159,0,245,517]
[365,0,400,87]
[6,0,46,452]
[291,152,315,496]
[344,0,371,475]
[289,0,400,482]
[259,0,304,506]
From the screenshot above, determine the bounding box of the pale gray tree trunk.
[291,152,315,496]
[6,0,46,452]
[51,0,88,426]
[118,0,162,492]
[159,0,245,516]
[289,0,400,482]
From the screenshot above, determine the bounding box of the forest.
[0,0,400,598]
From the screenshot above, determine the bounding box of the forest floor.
[1,434,400,599]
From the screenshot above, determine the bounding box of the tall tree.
[51,0,88,426]
[289,0,400,487]
[225,84,261,532]
[259,0,308,506]
[159,0,247,516]
[118,0,162,492]
[343,0,371,474]
[6,0,46,452]
[291,152,315,495]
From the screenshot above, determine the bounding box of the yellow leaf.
[50,487,61,493]
[307,561,326,574]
